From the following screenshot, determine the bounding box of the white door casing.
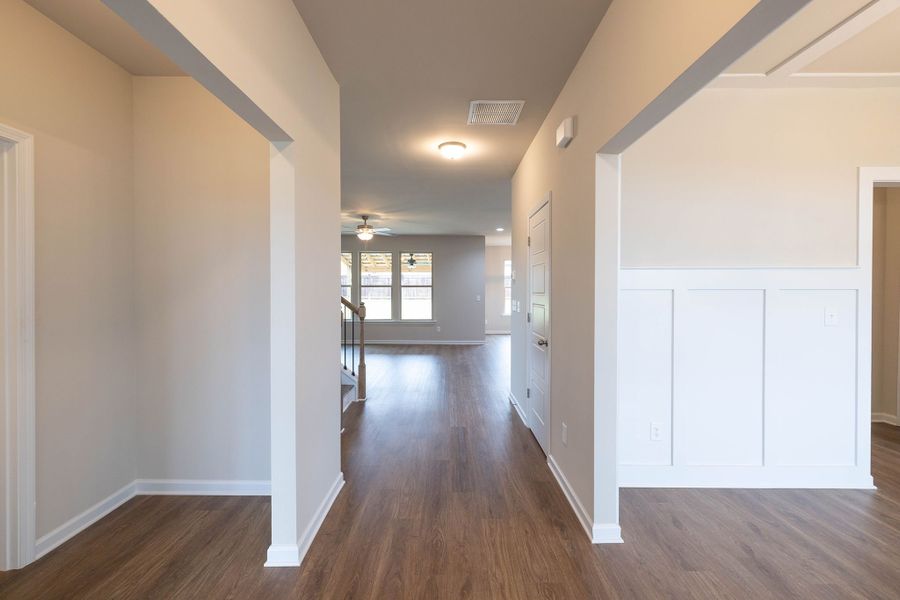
[528,196,551,455]
[0,123,36,571]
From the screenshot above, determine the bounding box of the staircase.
[340,297,367,415]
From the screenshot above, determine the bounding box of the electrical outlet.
[650,422,662,441]
[476,294,481,302]
[562,422,568,446]
[824,306,839,327]
[436,325,441,332]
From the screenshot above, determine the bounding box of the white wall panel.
[619,290,673,466]
[618,268,872,488]
[767,290,857,466]
[679,289,764,466]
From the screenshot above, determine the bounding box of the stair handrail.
[340,297,366,400]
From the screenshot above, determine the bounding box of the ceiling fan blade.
[375,231,395,236]
[372,228,392,232]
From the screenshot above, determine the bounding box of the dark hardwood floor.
[3,335,900,598]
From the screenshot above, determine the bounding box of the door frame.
[526,192,551,452]
[865,168,900,433]
[0,123,36,571]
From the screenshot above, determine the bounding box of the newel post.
[357,303,366,400]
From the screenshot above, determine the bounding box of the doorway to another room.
[872,183,900,487]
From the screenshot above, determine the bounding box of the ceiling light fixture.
[438,141,467,160]
[356,215,375,241]
[495,227,504,232]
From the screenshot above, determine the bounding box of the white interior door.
[528,199,550,455]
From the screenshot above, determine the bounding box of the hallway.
[3,338,900,598]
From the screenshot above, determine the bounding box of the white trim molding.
[0,123,36,571]
[34,482,136,560]
[295,473,344,566]
[594,154,622,542]
[33,478,274,562]
[267,472,345,568]
[872,412,899,426]
[548,455,623,544]
[620,466,874,489]
[485,330,511,335]
[509,392,527,427]
[714,0,900,88]
[265,544,301,568]
[134,479,272,496]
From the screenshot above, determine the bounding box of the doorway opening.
[872,182,900,485]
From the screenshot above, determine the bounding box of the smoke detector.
[467,100,525,125]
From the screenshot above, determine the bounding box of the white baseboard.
[365,340,485,345]
[135,479,271,496]
[35,481,137,559]
[265,472,345,568]
[592,523,624,544]
[509,392,528,428]
[34,478,274,563]
[265,544,301,568]
[618,465,875,489]
[485,330,511,335]
[296,472,345,566]
[872,412,899,426]
[547,455,622,544]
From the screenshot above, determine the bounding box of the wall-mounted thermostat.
[556,116,574,148]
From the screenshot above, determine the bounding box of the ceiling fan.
[344,215,393,241]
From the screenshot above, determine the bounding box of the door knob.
[537,339,548,347]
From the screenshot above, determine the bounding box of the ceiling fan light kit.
[352,215,392,240]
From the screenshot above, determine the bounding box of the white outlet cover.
[650,422,662,441]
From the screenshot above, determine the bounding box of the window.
[340,252,353,301]
[503,260,512,316]
[401,252,433,320]
[341,252,353,319]
[360,252,392,320]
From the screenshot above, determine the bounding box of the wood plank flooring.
[3,335,900,598]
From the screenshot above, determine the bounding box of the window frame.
[359,251,394,320]
[400,251,433,321]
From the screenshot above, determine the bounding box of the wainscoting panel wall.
[618,268,872,488]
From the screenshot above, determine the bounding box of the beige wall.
[622,87,900,267]
[874,187,900,419]
[485,245,511,333]
[341,235,486,343]
[511,0,759,523]
[133,77,270,480]
[133,0,343,555]
[0,0,136,538]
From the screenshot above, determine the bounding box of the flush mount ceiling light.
[495,227,505,232]
[438,141,467,160]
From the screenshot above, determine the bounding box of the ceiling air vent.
[467,100,525,126]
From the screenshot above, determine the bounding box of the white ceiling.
[27,0,611,239]
[25,0,183,75]
[720,0,900,86]
[292,0,612,237]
